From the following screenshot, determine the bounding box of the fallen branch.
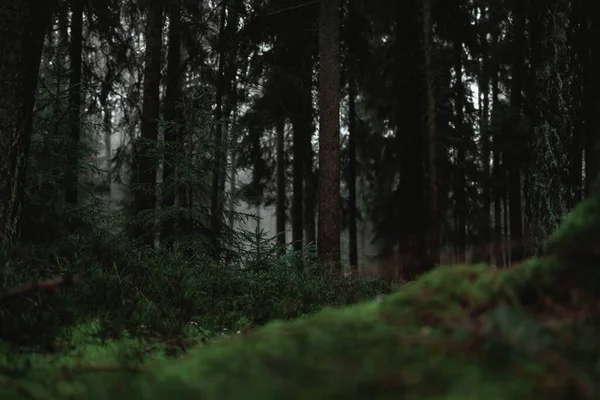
[0,275,81,304]
[53,364,146,380]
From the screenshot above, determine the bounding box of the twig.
[53,364,146,380]
[0,275,81,304]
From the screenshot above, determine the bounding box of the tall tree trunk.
[422,0,439,267]
[131,0,162,246]
[586,0,600,196]
[347,77,358,270]
[304,138,317,246]
[395,0,427,279]
[161,0,182,245]
[346,0,360,271]
[507,0,525,263]
[0,0,56,246]
[291,123,304,253]
[454,39,467,263]
[477,6,491,263]
[317,0,342,267]
[65,0,83,205]
[290,75,309,254]
[221,0,240,231]
[491,34,504,266]
[210,0,228,257]
[523,0,542,256]
[276,118,287,252]
[569,0,585,207]
[103,105,112,203]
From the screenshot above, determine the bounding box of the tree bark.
[477,5,491,263]
[454,38,467,263]
[276,118,287,252]
[130,0,162,246]
[508,0,525,262]
[210,0,228,257]
[161,0,182,244]
[586,0,600,196]
[65,0,83,205]
[317,0,342,267]
[0,0,56,246]
[422,0,439,267]
[347,77,358,270]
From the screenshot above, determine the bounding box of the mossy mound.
[3,196,600,399]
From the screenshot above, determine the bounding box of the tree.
[65,0,84,205]
[0,0,56,246]
[276,118,287,252]
[345,0,360,270]
[130,0,163,245]
[422,0,439,267]
[317,0,342,266]
[161,0,182,244]
[508,0,525,262]
[210,0,228,256]
[586,0,600,196]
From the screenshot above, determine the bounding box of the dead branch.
[0,275,81,304]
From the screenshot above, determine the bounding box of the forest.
[1,0,600,398]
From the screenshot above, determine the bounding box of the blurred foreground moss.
[3,195,600,399]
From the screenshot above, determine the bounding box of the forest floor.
[2,196,600,399]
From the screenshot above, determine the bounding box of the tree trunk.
[317,0,342,267]
[276,118,287,252]
[586,0,600,196]
[507,0,525,263]
[477,5,491,263]
[65,0,83,205]
[304,144,317,246]
[0,0,56,246]
[161,0,182,245]
[422,0,439,267]
[131,0,162,246]
[291,104,305,253]
[454,39,467,263]
[491,33,504,267]
[221,0,240,232]
[210,0,228,257]
[395,0,427,279]
[347,77,358,270]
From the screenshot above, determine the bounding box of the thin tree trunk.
[479,6,491,263]
[276,119,287,252]
[291,93,305,253]
[65,0,83,205]
[304,146,317,246]
[103,105,112,203]
[221,0,240,231]
[210,0,228,257]
[317,0,342,267]
[347,77,358,270]
[491,32,504,266]
[422,0,439,267]
[508,0,525,262]
[454,39,467,263]
[161,0,181,244]
[131,0,162,246]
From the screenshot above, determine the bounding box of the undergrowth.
[1,182,599,399]
[0,228,390,349]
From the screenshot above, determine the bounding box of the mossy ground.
[2,195,600,399]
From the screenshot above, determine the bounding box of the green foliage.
[4,171,600,399]
[0,223,391,344]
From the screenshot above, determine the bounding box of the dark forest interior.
[1,0,600,398]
